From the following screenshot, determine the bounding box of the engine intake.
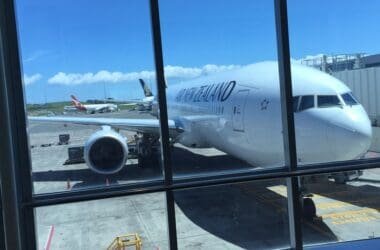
[84,126,128,174]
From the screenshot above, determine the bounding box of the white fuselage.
[83,103,118,113]
[165,62,372,167]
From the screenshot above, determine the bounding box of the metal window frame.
[0,0,380,249]
[150,0,178,248]
[274,0,303,248]
[0,0,37,249]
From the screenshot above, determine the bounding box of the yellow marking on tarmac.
[317,201,350,210]
[241,185,340,239]
[317,197,380,210]
[321,208,378,219]
[266,185,380,226]
[311,191,357,200]
[267,185,378,208]
[310,193,351,200]
[244,184,380,229]
[321,208,380,225]
[267,185,358,201]
[267,185,287,197]
[332,216,377,225]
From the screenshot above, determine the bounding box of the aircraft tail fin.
[70,95,86,110]
[139,79,153,97]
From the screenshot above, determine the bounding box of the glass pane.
[299,95,315,111]
[35,193,168,249]
[288,0,380,166]
[300,168,380,247]
[159,0,285,179]
[317,95,341,108]
[174,179,290,249]
[341,92,358,106]
[16,0,164,194]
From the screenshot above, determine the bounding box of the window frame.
[1,0,380,249]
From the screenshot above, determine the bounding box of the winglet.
[139,79,153,97]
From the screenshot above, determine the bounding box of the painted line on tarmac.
[44,225,55,250]
[321,208,380,224]
[316,197,380,211]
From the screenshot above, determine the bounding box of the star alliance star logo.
[261,98,269,110]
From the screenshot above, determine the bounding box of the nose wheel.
[302,197,317,219]
[299,176,317,219]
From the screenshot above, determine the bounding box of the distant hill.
[27,101,135,116]
[27,101,72,116]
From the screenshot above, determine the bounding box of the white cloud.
[47,64,241,85]
[24,73,42,85]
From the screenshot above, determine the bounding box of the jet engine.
[84,126,128,174]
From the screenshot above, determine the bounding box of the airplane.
[63,105,78,112]
[110,79,155,112]
[70,95,118,114]
[133,79,155,111]
[29,61,372,177]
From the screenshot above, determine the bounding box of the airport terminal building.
[1,0,380,250]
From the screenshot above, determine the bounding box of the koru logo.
[261,98,269,110]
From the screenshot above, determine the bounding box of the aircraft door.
[232,90,249,131]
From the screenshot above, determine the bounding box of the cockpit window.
[293,96,300,112]
[299,95,315,111]
[317,95,342,108]
[341,92,358,106]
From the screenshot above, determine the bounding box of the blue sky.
[15,0,380,103]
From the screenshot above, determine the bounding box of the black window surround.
[0,0,380,249]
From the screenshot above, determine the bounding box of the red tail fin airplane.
[69,95,118,114]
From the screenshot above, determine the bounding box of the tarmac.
[28,110,380,249]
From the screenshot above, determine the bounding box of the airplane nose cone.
[327,108,372,161]
[347,121,372,156]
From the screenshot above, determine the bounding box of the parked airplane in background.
[114,79,155,111]
[69,95,118,114]
[30,62,372,176]
[134,79,155,111]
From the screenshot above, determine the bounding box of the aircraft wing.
[29,116,183,137]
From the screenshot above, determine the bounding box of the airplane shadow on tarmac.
[174,180,338,249]
[306,179,380,214]
[32,146,338,248]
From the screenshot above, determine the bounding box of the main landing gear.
[302,196,317,219]
[134,133,160,167]
[299,176,319,220]
[299,170,363,220]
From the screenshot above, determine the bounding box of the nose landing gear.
[299,176,318,220]
[302,196,317,219]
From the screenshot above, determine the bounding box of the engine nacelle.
[84,126,128,174]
